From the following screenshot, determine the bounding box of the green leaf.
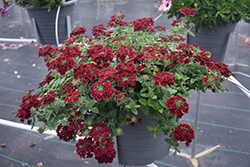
[141,105,149,115]
[167,87,177,95]
[219,13,229,21]
[151,119,158,127]
[147,126,154,131]
[190,124,194,130]
[119,121,127,126]
[188,31,195,37]
[140,93,148,98]
[152,95,157,99]
[140,88,147,93]
[159,100,167,108]
[61,120,68,126]
[154,101,161,109]
[159,108,164,113]
[165,138,173,145]
[131,108,138,115]
[139,99,147,106]
[125,105,131,109]
[91,107,99,114]
[223,9,231,14]
[147,99,153,107]
[174,73,182,80]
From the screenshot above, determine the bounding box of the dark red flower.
[137,118,142,123]
[173,124,194,147]
[131,17,154,32]
[117,94,124,100]
[126,118,131,123]
[214,77,219,82]
[75,111,81,116]
[202,77,209,83]
[130,122,135,126]
[153,71,175,87]
[107,12,128,27]
[91,24,107,39]
[180,8,195,17]
[166,96,189,118]
[154,25,166,31]
[70,27,86,37]
[171,20,182,26]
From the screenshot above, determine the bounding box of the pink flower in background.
[0,8,9,17]
[158,0,172,12]
[3,0,10,8]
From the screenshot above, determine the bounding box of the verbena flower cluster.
[75,123,116,163]
[166,96,189,118]
[174,123,194,147]
[16,10,234,164]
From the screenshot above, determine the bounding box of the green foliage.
[14,0,72,11]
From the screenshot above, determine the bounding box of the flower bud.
[188,23,195,28]
[148,91,155,98]
[130,102,136,108]
[38,127,45,134]
[142,74,149,81]
[163,60,170,66]
[85,101,94,108]
[153,67,159,72]
[131,115,137,123]
[116,127,123,135]
[183,92,191,98]
[83,129,90,136]
[86,120,92,127]
[72,79,80,86]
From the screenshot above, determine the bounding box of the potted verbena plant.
[156,0,250,62]
[16,10,234,166]
[2,0,78,45]
[14,0,74,12]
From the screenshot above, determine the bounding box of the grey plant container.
[117,111,170,166]
[187,23,236,62]
[26,0,78,45]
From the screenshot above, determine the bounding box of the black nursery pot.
[117,110,170,166]
[187,22,236,62]
[26,0,78,45]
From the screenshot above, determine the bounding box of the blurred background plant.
[155,0,250,34]
[1,0,72,14]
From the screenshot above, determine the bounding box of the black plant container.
[117,111,170,166]
[26,0,78,45]
[187,23,236,62]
